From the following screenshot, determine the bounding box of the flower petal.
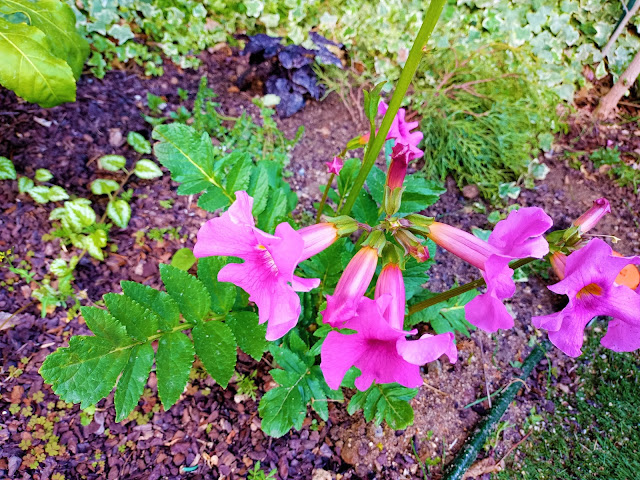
[397,332,458,365]
[601,318,640,352]
[488,207,552,259]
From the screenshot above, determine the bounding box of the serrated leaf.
[104,293,160,341]
[247,165,270,216]
[225,154,252,192]
[34,168,52,182]
[107,199,131,228]
[226,312,267,361]
[120,281,180,331]
[114,343,154,421]
[197,186,230,212]
[347,383,417,430]
[156,332,194,409]
[171,248,196,271]
[47,185,68,201]
[0,17,76,108]
[28,185,50,203]
[351,189,380,225]
[133,159,163,179]
[159,264,210,324]
[98,155,126,172]
[40,336,131,408]
[127,131,151,154]
[18,176,33,192]
[0,0,89,78]
[80,306,131,343]
[197,256,238,316]
[192,321,236,387]
[152,123,222,195]
[256,188,289,233]
[400,176,446,214]
[91,178,119,195]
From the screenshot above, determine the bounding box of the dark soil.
[1,50,639,480]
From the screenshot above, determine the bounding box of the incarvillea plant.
[0,0,88,107]
[40,1,640,440]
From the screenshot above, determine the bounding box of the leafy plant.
[347,382,418,430]
[0,0,88,107]
[408,289,478,337]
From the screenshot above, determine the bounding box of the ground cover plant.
[2,0,640,478]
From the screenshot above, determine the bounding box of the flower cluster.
[193,103,640,395]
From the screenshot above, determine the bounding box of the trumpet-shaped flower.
[321,264,457,391]
[194,191,320,340]
[532,239,640,357]
[387,142,423,189]
[321,246,379,327]
[428,207,553,332]
[297,223,339,262]
[573,197,611,234]
[378,100,423,149]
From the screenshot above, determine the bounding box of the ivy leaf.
[34,168,53,182]
[192,321,236,388]
[197,256,238,316]
[114,343,154,421]
[347,383,417,430]
[156,332,194,409]
[28,186,50,203]
[120,281,180,331]
[47,186,69,201]
[159,264,211,324]
[0,17,76,107]
[133,159,163,179]
[226,312,267,361]
[127,131,151,154]
[91,178,119,195]
[103,293,160,341]
[107,23,134,45]
[98,155,126,172]
[18,177,33,193]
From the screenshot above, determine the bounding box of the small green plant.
[591,147,640,193]
[247,461,277,480]
[235,371,259,400]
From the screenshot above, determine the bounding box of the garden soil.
[1,50,639,480]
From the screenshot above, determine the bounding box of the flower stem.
[316,173,336,223]
[339,0,446,216]
[407,257,536,315]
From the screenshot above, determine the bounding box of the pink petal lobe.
[397,332,458,365]
[601,319,640,352]
[488,207,552,259]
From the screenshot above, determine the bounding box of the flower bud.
[573,198,611,234]
[375,263,406,330]
[404,214,434,236]
[383,185,404,216]
[550,251,567,280]
[394,229,429,263]
[325,156,344,175]
[298,223,339,262]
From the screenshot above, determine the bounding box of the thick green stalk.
[340,0,447,215]
[408,257,536,316]
[442,340,552,479]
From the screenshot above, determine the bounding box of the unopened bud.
[404,214,435,236]
[394,229,430,263]
[573,198,611,234]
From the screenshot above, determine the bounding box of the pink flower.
[321,246,378,327]
[297,223,338,261]
[325,156,344,175]
[194,191,320,340]
[378,100,423,148]
[532,239,640,357]
[320,263,457,391]
[573,198,611,234]
[428,207,553,332]
[387,142,423,189]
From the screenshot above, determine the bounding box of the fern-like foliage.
[40,259,268,421]
[347,382,418,430]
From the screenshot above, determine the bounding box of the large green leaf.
[156,331,194,409]
[0,0,88,78]
[103,293,160,341]
[192,321,236,388]
[0,17,75,107]
[114,343,154,421]
[407,289,478,336]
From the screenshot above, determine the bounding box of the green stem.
[442,340,552,480]
[339,0,446,216]
[407,257,536,316]
[316,173,336,223]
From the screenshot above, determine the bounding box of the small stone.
[312,468,333,480]
[228,86,240,93]
[173,453,185,466]
[462,184,479,199]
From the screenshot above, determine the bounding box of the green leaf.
[156,332,194,409]
[225,153,252,192]
[114,343,154,421]
[104,293,160,341]
[40,335,132,408]
[91,178,119,195]
[34,168,52,182]
[98,155,126,172]
[399,176,446,214]
[0,17,76,107]
[80,306,130,343]
[347,383,417,430]
[197,256,237,316]
[18,176,33,192]
[120,281,180,331]
[247,164,270,216]
[0,0,89,78]
[106,199,131,228]
[256,188,289,233]
[28,185,50,203]
[408,289,478,336]
[159,264,210,324]
[133,159,163,179]
[107,23,134,45]
[47,185,68,201]
[197,186,230,212]
[226,312,267,361]
[171,248,196,271]
[192,321,236,388]
[127,132,151,154]
[84,229,107,260]
[152,123,221,195]
[351,189,380,225]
